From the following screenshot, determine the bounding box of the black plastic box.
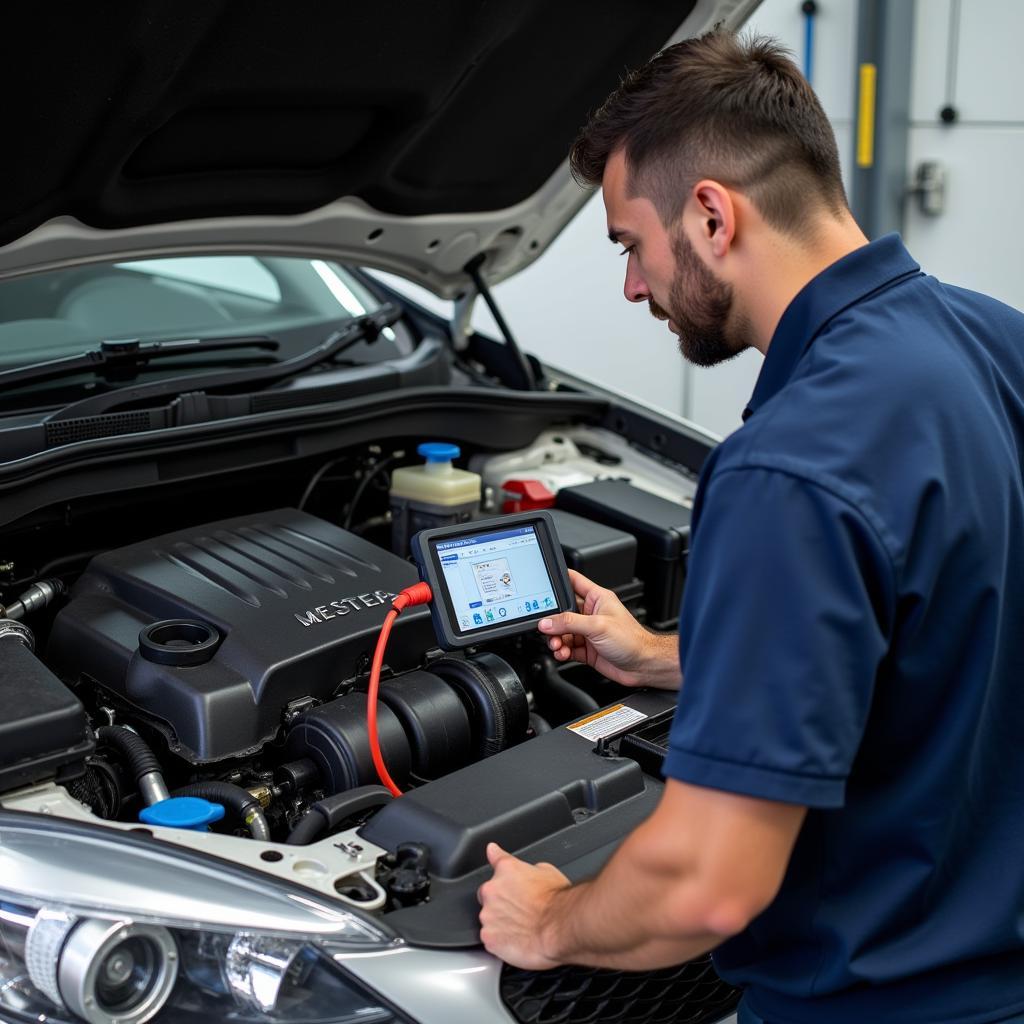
[360,689,677,880]
[548,508,641,602]
[0,639,93,791]
[556,480,691,628]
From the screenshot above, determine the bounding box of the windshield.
[0,255,383,369]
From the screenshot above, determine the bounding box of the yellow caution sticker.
[567,704,649,742]
[857,63,877,168]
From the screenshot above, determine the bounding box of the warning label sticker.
[567,704,648,742]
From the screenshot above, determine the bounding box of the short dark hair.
[569,30,847,235]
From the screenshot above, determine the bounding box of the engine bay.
[0,426,698,943]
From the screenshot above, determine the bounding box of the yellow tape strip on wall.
[857,63,877,168]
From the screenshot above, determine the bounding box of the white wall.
[411,0,1024,438]
[903,0,1024,310]
[479,0,860,439]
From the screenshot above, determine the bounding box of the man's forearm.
[537,818,723,970]
[541,878,719,969]
[644,631,683,689]
[479,782,803,973]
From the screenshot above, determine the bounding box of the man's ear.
[690,180,735,258]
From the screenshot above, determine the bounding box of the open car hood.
[0,0,757,297]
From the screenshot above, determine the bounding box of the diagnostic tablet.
[411,511,574,650]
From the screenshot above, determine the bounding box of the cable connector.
[392,582,432,612]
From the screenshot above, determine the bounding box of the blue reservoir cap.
[418,442,461,463]
[139,796,225,832]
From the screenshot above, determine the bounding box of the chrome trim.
[225,933,303,1014]
[137,772,169,807]
[58,920,178,1024]
[0,619,34,649]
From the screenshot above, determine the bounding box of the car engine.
[49,509,443,767]
[0,430,699,937]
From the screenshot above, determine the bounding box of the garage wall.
[903,0,1024,311]
[477,0,860,439]
[448,0,1023,439]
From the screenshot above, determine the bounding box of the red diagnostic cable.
[367,582,433,796]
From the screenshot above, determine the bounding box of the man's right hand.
[538,569,682,690]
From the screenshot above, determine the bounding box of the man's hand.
[478,842,571,970]
[538,569,682,689]
[478,783,806,972]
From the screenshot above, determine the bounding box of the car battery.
[555,480,690,629]
[547,509,643,610]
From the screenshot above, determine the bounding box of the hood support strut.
[462,254,536,392]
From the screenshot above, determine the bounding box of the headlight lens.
[1,901,403,1023]
[0,815,409,1024]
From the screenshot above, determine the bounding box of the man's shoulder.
[932,278,1024,348]
[710,270,1024,571]
[760,272,1024,431]
[704,429,883,527]
[937,278,1024,320]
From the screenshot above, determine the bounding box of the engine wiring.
[367,581,433,796]
[296,449,404,528]
[296,455,350,511]
[343,452,403,529]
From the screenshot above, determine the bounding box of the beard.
[649,231,750,367]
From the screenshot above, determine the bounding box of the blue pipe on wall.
[802,0,818,84]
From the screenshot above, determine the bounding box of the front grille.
[501,956,740,1024]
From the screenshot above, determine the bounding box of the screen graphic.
[436,525,558,633]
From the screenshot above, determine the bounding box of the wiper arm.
[0,334,280,390]
[46,305,401,423]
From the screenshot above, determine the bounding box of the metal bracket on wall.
[908,161,947,217]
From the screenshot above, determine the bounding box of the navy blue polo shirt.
[664,235,1024,1023]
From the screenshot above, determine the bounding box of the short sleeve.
[664,467,895,808]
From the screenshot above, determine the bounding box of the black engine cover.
[48,509,435,762]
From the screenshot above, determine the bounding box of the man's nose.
[623,260,650,303]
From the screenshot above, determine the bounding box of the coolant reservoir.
[390,443,481,555]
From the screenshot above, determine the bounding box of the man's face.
[602,151,747,367]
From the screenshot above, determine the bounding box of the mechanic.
[476,29,1024,1024]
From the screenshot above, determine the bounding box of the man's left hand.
[478,842,572,969]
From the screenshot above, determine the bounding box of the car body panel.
[0,0,760,296]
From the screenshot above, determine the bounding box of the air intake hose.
[96,725,169,806]
[174,781,270,841]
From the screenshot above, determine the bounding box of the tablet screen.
[435,524,559,634]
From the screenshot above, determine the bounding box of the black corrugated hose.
[287,785,394,845]
[96,725,163,787]
[175,781,271,841]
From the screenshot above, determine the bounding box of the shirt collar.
[743,233,922,421]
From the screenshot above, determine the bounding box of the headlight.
[0,813,410,1024]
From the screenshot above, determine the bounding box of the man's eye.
[618,246,635,257]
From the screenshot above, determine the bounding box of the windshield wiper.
[45,305,401,423]
[0,335,280,390]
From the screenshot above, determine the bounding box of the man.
[477,29,1024,1024]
